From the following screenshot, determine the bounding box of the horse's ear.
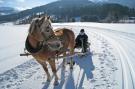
[47,16,50,20]
[41,16,45,21]
[38,16,45,25]
[38,14,41,18]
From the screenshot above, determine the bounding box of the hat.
[80,29,84,32]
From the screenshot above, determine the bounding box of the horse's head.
[29,16,54,41]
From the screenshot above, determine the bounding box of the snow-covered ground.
[0,22,135,89]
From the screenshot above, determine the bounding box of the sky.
[0,0,58,10]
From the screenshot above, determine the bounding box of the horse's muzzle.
[47,41,63,51]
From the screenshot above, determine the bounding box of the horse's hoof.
[70,66,73,70]
[67,61,75,65]
[47,79,51,82]
[54,81,59,86]
[73,61,75,65]
[47,78,51,82]
[67,62,70,65]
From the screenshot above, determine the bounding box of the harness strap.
[25,37,43,53]
[56,51,59,61]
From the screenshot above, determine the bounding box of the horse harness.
[25,34,66,58]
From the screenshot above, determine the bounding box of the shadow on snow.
[42,52,95,89]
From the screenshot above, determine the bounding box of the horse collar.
[25,37,44,53]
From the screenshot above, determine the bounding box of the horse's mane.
[28,18,38,34]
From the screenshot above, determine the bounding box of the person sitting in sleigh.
[75,29,88,53]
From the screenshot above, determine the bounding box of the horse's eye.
[46,26,50,29]
[46,29,49,32]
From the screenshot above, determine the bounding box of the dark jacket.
[75,33,88,48]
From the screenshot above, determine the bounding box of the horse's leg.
[68,31,75,69]
[69,48,75,69]
[42,62,51,82]
[62,52,66,68]
[48,59,59,85]
[37,60,51,82]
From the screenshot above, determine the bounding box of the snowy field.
[0,22,135,89]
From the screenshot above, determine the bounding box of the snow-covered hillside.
[0,23,135,89]
[0,7,19,16]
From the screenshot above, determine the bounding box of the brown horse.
[25,16,75,85]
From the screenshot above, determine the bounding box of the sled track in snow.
[98,31,135,89]
[60,24,135,89]
[118,44,135,89]
[87,26,135,89]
